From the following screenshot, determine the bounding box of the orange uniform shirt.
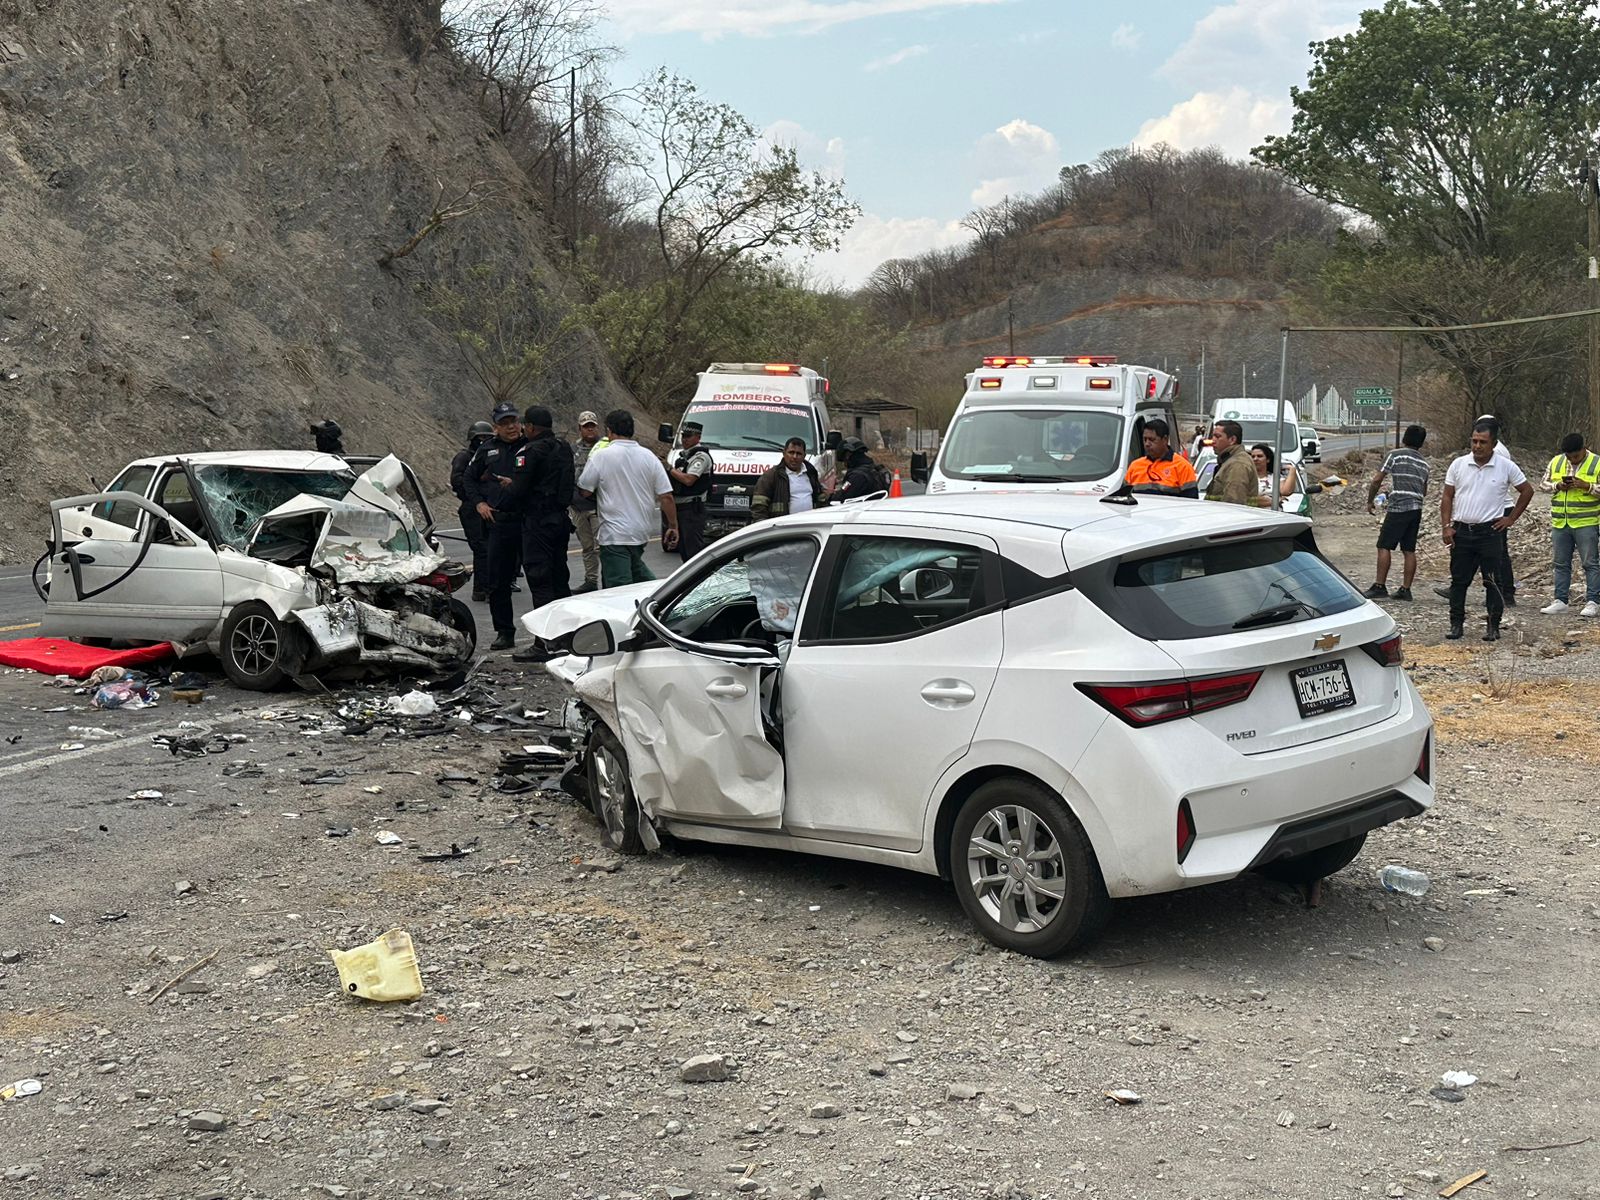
[1125,454,1198,492]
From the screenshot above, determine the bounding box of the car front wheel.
[220,601,290,690]
[585,722,645,855]
[951,778,1110,958]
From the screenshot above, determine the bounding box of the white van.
[925,355,1179,495]
[659,363,839,533]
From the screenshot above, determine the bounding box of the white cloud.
[806,212,969,288]
[1160,0,1363,91]
[1111,22,1141,51]
[863,43,929,71]
[1133,86,1288,157]
[604,0,1011,38]
[764,119,847,178]
[970,118,1060,206]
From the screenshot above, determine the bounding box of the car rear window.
[1096,536,1363,640]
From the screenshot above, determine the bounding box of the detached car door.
[42,482,226,645]
[615,535,821,828]
[780,529,1005,850]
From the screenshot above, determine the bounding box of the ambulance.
[658,363,840,533]
[924,355,1179,495]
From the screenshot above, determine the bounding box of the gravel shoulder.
[2,521,1599,1200]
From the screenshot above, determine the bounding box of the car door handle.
[705,679,748,700]
[920,680,976,707]
[67,553,95,564]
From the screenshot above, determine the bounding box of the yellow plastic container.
[328,928,424,1002]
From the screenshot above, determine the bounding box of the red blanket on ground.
[0,638,176,679]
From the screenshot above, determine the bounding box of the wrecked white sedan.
[37,452,475,689]
[524,492,1434,957]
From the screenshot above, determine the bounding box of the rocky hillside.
[0,0,628,561]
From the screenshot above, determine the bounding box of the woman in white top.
[1248,443,1301,508]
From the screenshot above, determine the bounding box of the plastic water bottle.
[1378,865,1430,896]
[1374,492,1388,522]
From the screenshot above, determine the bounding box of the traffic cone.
[888,470,904,498]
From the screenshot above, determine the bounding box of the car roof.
[118,451,353,472]
[763,492,1309,568]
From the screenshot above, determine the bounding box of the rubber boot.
[1445,621,1464,640]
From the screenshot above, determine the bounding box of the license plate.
[1291,659,1355,718]
[722,495,750,510]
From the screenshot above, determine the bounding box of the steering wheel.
[739,617,775,641]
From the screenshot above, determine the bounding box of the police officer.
[833,437,888,503]
[450,420,495,601]
[664,420,714,561]
[463,402,528,650]
[500,405,576,629]
[310,419,344,455]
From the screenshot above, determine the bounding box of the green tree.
[1256,0,1600,256]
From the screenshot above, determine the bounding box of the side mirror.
[658,423,675,445]
[569,619,617,658]
[826,430,843,452]
[909,452,929,484]
[900,567,955,601]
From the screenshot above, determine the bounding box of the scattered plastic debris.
[1377,865,1430,896]
[418,838,480,862]
[329,928,424,1002]
[1440,1070,1478,1089]
[1104,1089,1141,1105]
[0,1079,42,1102]
[388,690,438,717]
[374,830,403,846]
[127,789,164,802]
[47,914,64,925]
[326,824,353,838]
[91,680,159,710]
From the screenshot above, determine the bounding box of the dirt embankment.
[0,0,629,562]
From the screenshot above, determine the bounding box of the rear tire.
[219,601,290,691]
[585,722,645,855]
[1255,832,1367,885]
[950,778,1111,958]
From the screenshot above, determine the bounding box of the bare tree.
[448,0,616,136]
[379,179,502,269]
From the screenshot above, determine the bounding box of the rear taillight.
[1415,730,1432,784]
[1363,633,1404,666]
[1176,798,1196,863]
[1078,671,1262,727]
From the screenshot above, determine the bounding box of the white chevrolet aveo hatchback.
[524,492,1434,957]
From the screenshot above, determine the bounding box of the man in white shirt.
[1440,420,1534,641]
[576,409,679,588]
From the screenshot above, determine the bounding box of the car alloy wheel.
[231,613,280,677]
[585,723,644,854]
[950,779,1109,957]
[967,804,1067,933]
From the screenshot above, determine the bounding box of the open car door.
[41,490,225,645]
[609,538,819,828]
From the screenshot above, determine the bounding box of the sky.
[598,0,1371,287]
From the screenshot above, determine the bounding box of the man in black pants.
[664,421,714,561]
[1440,420,1533,642]
[499,406,576,636]
[450,420,495,601]
[463,403,528,651]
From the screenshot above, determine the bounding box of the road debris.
[1500,1136,1591,1153]
[91,679,158,710]
[148,948,220,1004]
[0,1079,42,1102]
[418,838,480,862]
[329,928,423,1001]
[1104,1089,1142,1105]
[1438,1170,1487,1198]
[1440,1070,1478,1089]
[374,830,403,846]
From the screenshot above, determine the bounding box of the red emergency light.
[1146,375,1159,398]
[982,355,1033,368]
[764,363,800,375]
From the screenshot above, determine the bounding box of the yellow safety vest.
[1549,451,1600,529]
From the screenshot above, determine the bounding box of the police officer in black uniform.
[833,436,888,503]
[451,420,495,601]
[463,402,528,650]
[664,420,715,561]
[500,405,575,624]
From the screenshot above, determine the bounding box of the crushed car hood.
[252,456,445,584]
[520,582,655,644]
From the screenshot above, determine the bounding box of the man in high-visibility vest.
[1539,432,1600,618]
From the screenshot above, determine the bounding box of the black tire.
[950,778,1111,958]
[219,601,290,691]
[444,596,477,660]
[585,722,645,855]
[1255,832,1367,885]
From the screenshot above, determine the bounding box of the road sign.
[1354,386,1393,407]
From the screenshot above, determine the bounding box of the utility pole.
[1394,337,1403,447]
[1007,295,1015,355]
[1586,158,1600,436]
[1242,363,1247,395]
[1198,344,1206,413]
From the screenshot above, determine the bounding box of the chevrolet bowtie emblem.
[1314,633,1341,652]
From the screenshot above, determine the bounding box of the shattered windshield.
[192,467,353,549]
